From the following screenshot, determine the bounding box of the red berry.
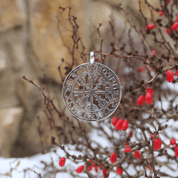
[134,150,141,159]
[102,168,109,178]
[138,67,145,72]
[174,146,178,157]
[166,70,174,82]
[166,28,170,35]
[103,168,107,174]
[145,92,153,105]
[87,165,92,172]
[154,138,162,150]
[151,50,156,56]
[170,138,176,145]
[175,70,178,76]
[167,0,170,4]
[137,95,144,106]
[124,147,131,152]
[148,24,155,30]
[122,120,129,131]
[159,11,164,16]
[116,167,123,175]
[76,165,84,173]
[110,152,117,163]
[146,87,154,96]
[148,166,151,170]
[124,142,129,146]
[171,22,178,31]
[115,119,124,130]
[59,157,66,167]
[129,131,133,137]
[150,134,154,138]
[112,116,118,126]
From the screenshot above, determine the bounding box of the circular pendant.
[62,62,122,122]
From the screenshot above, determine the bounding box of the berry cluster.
[85,160,101,173]
[109,153,124,175]
[58,138,177,176]
[169,139,178,157]
[137,87,154,106]
[164,2,178,35]
[112,117,129,131]
[108,149,141,175]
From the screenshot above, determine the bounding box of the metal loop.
[90,51,94,64]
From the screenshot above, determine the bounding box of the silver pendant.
[62,52,122,122]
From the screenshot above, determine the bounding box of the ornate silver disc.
[62,62,122,122]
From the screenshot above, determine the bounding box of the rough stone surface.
[0,107,23,158]
[0,0,25,32]
[30,0,87,83]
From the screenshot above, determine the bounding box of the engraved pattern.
[62,63,122,121]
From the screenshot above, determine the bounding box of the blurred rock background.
[0,0,159,158]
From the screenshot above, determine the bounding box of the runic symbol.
[62,62,122,122]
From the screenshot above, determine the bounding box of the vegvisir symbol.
[62,59,121,121]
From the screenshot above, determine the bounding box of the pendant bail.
[90,51,94,64]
